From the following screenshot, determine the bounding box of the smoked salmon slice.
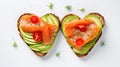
[64,19,100,49]
[19,15,57,44]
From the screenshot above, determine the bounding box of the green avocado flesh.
[19,14,59,54]
[62,14,103,55]
[84,14,103,29]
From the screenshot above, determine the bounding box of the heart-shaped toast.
[61,13,105,57]
[17,13,60,57]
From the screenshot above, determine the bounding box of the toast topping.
[19,15,57,44]
[64,19,100,49]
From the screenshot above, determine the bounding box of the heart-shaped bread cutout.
[61,13,105,57]
[17,13,60,57]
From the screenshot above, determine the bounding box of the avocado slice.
[18,13,60,57]
[29,44,52,52]
[61,13,104,57]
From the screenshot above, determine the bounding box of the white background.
[0,0,120,67]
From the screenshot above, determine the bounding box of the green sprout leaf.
[56,52,60,57]
[13,39,17,48]
[100,40,105,46]
[65,5,72,11]
[79,8,85,12]
[48,3,53,10]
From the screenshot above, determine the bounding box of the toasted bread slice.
[17,13,60,57]
[61,13,105,57]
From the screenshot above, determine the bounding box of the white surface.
[0,0,120,67]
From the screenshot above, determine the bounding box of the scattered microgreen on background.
[100,40,105,46]
[56,52,60,57]
[65,5,72,11]
[79,8,85,12]
[13,39,17,47]
[48,3,53,10]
